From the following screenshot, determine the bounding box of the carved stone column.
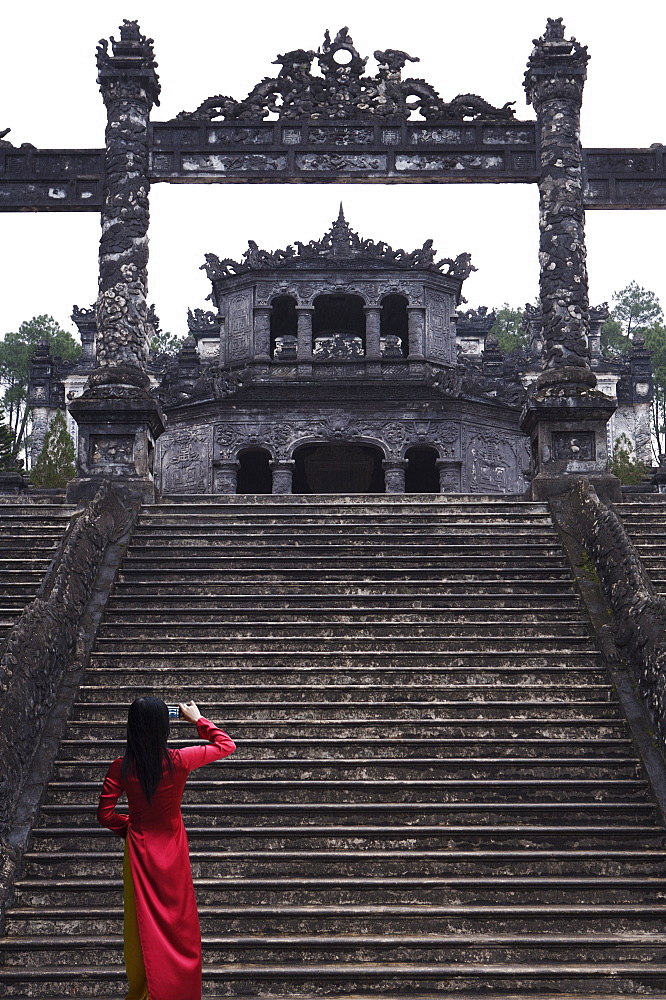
[254,306,272,362]
[296,308,314,362]
[436,460,462,494]
[270,460,295,495]
[407,308,425,359]
[68,21,165,503]
[520,18,619,501]
[383,460,407,494]
[365,307,381,361]
[213,460,240,495]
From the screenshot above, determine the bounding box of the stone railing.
[0,482,135,838]
[560,478,666,753]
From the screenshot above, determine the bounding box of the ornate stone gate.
[4,18,664,499]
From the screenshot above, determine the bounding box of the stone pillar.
[364,307,381,360]
[407,308,425,359]
[254,306,272,362]
[436,460,462,494]
[67,21,165,504]
[68,23,165,501]
[28,342,62,464]
[270,460,295,494]
[296,308,314,361]
[383,460,407,494]
[520,18,619,501]
[213,460,240,494]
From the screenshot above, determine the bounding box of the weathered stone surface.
[560,479,666,757]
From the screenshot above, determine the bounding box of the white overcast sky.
[1,0,664,339]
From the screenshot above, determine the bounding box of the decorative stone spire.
[524,19,594,392]
[94,21,160,374]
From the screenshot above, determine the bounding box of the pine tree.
[0,407,20,471]
[31,410,76,488]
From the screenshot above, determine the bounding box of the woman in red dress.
[97,697,236,1000]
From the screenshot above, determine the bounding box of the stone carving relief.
[159,409,528,496]
[465,431,522,494]
[90,435,134,470]
[201,206,474,280]
[160,428,210,494]
[175,27,516,124]
[552,431,595,461]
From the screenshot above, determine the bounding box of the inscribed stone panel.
[425,289,452,363]
[226,289,254,363]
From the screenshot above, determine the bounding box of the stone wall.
[0,484,135,841]
[560,479,666,754]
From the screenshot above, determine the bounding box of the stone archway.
[236,447,272,494]
[292,443,385,493]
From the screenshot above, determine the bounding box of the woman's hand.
[179,700,202,724]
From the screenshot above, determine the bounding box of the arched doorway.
[293,443,385,493]
[236,448,272,494]
[405,446,440,493]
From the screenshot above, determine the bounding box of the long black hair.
[121,697,175,802]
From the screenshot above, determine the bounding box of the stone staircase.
[0,501,75,647]
[2,495,666,998]
[615,496,666,597]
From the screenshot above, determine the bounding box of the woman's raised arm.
[177,702,236,772]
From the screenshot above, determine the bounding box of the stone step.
[2,961,666,998]
[38,801,657,832]
[45,777,649,806]
[95,621,594,639]
[59,734,633,761]
[99,608,589,624]
[31,822,666,852]
[130,531,562,544]
[92,637,598,655]
[75,684,615,704]
[84,656,607,677]
[72,702,622,723]
[23,847,666,879]
[8,902,666,939]
[83,660,609,681]
[122,548,569,564]
[51,756,644,782]
[63,719,629,741]
[104,593,584,609]
[6,931,666,966]
[12,873,666,908]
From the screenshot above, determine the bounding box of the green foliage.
[30,410,76,488]
[601,282,664,357]
[150,329,186,356]
[488,305,528,354]
[608,433,650,485]
[0,315,81,461]
[0,405,21,472]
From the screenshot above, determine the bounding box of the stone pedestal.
[270,460,295,495]
[520,392,621,502]
[213,460,240,494]
[67,366,166,504]
[383,460,407,494]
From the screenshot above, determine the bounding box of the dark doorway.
[236,448,272,494]
[293,443,385,493]
[313,293,366,357]
[270,295,297,358]
[405,446,440,493]
[380,294,408,357]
